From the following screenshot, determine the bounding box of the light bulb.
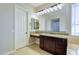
[36,12,41,16]
[43,10,47,14]
[41,11,44,15]
[31,14,38,19]
[53,6,57,11]
[57,4,63,9]
[49,8,54,12]
[46,9,50,13]
[36,12,39,16]
[39,12,42,15]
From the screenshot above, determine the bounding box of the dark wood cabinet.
[40,36,44,49]
[40,35,67,55]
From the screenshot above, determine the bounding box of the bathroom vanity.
[30,32,79,55]
[30,32,68,55]
[40,35,67,55]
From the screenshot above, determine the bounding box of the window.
[71,4,79,36]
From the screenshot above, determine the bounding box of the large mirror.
[31,3,79,36]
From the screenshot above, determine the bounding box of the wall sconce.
[35,3,64,16]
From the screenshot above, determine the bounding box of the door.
[15,6,28,49]
[49,37,56,54]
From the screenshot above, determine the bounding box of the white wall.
[65,4,72,34]
[0,3,34,54]
[38,16,46,31]
[0,4,15,54]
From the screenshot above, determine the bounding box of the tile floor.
[12,44,51,55]
[11,43,79,55]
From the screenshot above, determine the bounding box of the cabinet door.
[43,37,50,51]
[40,36,44,49]
[49,37,56,54]
[55,38,67,55]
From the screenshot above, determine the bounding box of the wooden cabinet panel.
[40,36,44,49]
[55,38,67,55]
[55,39,67,48]
[49,37,56,53]
[43,38,50,51]
[55,48,67,55]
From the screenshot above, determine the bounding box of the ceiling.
[29,3,44,7]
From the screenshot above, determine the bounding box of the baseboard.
[0,50,15,55]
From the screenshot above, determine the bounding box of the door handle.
[26,32,27,34]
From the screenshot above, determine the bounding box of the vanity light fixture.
[35,3,64,16]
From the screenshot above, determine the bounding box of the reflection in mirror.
[51,18,60,32]
[31,18,39,31]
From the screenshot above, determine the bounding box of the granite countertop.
[30,32,40,36]
[30,31,79,39]
[30,32,79,47]
[30,32,69,39]
[40,33,68,39]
